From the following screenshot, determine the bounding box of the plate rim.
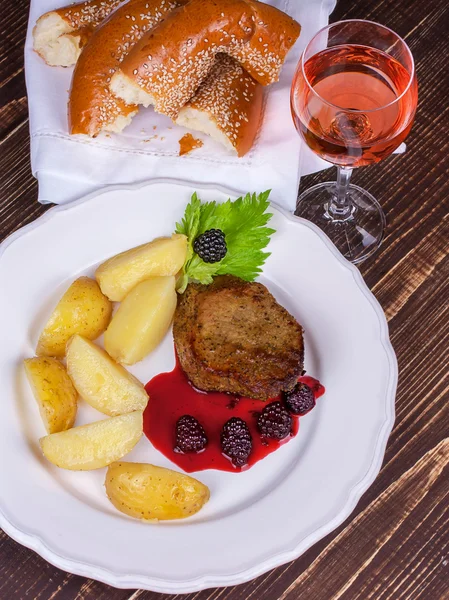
[0,178,397,592]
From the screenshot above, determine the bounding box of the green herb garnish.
[175,190,275,292]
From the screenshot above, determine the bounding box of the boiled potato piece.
[104,276,177,365]
[105,462,210,520]
[24,357,77,434]
[96,234,187,301]
[40,411,142,470]
[66,335,148,416]
[37,277,112,358]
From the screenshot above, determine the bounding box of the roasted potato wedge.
[66,335,148,416]
[104,276,177,365]
[39,410,143,470]
[96,234,187,301]
[105,462,210,520]
[24,357,77,434]
[37,277,112,358]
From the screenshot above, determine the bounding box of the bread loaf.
[176,54,263,156]
[69,0,184,135]
[33,0,125,67]
[110,0,300,119]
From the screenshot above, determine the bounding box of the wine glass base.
[296,182,386,264]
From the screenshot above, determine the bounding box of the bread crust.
[176,54,263,156]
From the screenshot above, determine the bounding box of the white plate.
[0,179,397,593]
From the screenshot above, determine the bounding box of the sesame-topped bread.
[110,0,300,119]
[33,0,125,67]
[69,0,185,136]
[175,54,263,157]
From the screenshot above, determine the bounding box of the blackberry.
[193,229,227,263]
[174,415,208,453]
[221,417,252,467]
[283,382,315,415]
[258,401,292,440]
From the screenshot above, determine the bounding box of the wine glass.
[291,20,418,263]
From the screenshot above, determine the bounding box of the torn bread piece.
[33,0,125,67]
[69,0,184,136]
[110,0,300,119]
[176,54,263,157]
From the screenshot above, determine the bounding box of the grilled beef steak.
[173,275,304,399]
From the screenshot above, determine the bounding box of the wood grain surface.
[1,0,448,598]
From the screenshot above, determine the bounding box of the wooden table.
[1,0,448,598]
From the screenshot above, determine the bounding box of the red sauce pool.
[143,355,325,473]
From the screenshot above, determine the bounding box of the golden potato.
[40,410,143,470]
[96,234,187,301]
[104,276,177,365]
[105,462,210,520]
[37,276,112,358]
[24,357,77,434]
[66,335,148,416]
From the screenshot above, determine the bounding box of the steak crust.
[173,275,304,399]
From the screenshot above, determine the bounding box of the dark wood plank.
[1,0,448,598]
[0,0,30,137]
[0,121,46,239]
[279,440,449,600]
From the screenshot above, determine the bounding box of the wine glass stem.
[329,166,353,220]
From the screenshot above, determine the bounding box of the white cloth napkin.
[25,0,338,209]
